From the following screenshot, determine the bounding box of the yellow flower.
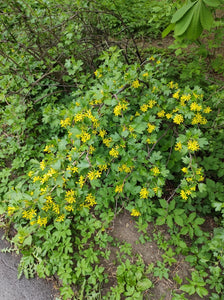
[190,102,202,111]
[156,60,161,64]
[77,175,85,188]
[80,131,91,143]
[148,100,156,108]
[56,214,65,222]
[60,117,71,128]
[203,107,212,113]
[131,209,141,217]
[28,171,34,177]
[151,166,160,176]
[142,72,148,77]
[65,205,74,211]
[175,141,182,151]
[52,203,60,214]
[85,193,96,207]
[153,186,159,194]
[140,104,148,112]
[191,113,203,125]
[173,114,184,125]
[43,145,53,153]
[115,185,123,193]
[37,216,48,227]
[40,160,46,171]
[99,129,107,138]
[33,176,41,183]
[88,170,101,180]
[187,140,200,152]
[65,190,76,203]
[166,113,172,119]
[149,56,155,61]
[180,190,188,200]
[147,123,156,134]
[157,110,165,118]
[181,94,191,101]
[181,167,188,173]
[173,90,180,99]
[109,147,119,158]
[103,137,112,147]
[7,206,16,216]
[132,80,140,88]
[140,187,149,199]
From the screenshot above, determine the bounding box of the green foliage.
[0,1,224,299]
[164,0,224,40]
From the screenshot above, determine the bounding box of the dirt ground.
[105,211,210,300]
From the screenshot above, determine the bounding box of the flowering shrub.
[4,48,213,297]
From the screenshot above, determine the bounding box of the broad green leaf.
[203,0,221,7]
[174,215,184,227]
[180,284,195,295]
[23,235,32,246]
[156,216,166,225]
[200,2,213,30]
[136,278,152,291]
[171,1,196,23]
[196,286,208,298]
[167,215,173,229]
[186,1,203,40]
[162,23,175,38]
[159,198,168,209]
[174,6,195,36]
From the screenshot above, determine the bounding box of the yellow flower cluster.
[131,209,141,217]
[132,80,140,88]
[22,208,36,220]
[65,190,76,203]
[191,113,207,125]
[114,102,128,116]
[140,187,149,199]
[187,140,200,152]
[173,114,184,125]
[175,141,182,151]
[118,164,132,173]
[147,123,156,134]
[88,170,101,180]
[151,166,160,176]
[115,185,123,193]
[190,102,202,111]
[84,193,96,207]
[60,117,71,128]
[157,110,165,118]
[109,147,119,158]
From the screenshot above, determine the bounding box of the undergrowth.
[0,0,223,299]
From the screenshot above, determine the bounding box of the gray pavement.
[0,229,56,300]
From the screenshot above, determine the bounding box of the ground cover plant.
[0,0,224,299]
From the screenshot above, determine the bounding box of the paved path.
[0,229,56,300]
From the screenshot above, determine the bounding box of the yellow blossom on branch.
[131,209,141,217]
[151,166,160,176]
[175,141,182,151]
[109,147,119,158]
[132,80,140,88]
[140,187,149,199]
[187,140,200,152]
[147,123,156,134]
[173,114,184,125]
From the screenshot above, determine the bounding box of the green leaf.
[136,278,152,291]
[203,0,221,7]
[156,216,166,225]
[186,1,203,40]
[171,1,196,23]
[174,215,184,227]
[180,284,195,295]
[196,286,208,298]
[174,6,195,36]
[167,215,173,229]
[198,183,207,193]
[162,23,175,38]
[159,198,168,209]
[23,235,32,246]
[200,2,213,30]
